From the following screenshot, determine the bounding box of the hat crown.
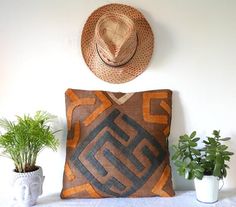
[95,13,137,67]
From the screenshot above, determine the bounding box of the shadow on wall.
[169,91,195,191]
[224,133,236,189]
[139,8,175,70]
[58,120,67,158]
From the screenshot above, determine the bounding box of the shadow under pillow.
[61,89,175,198]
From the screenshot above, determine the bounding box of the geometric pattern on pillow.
[61,89,175,198]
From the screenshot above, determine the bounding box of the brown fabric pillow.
[61,89,175,198]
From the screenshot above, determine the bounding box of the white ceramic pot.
[194,175,220,203]
[12,166,44,207]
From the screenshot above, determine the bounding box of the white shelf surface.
[1,190,236,207]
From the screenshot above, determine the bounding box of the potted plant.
[172,130,234,203]
[0,111,59,207]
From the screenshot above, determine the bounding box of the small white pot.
[194,175,220,203]
[12,166,44,207]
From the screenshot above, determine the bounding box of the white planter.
[12,166,44,207]
[194,175,220,203]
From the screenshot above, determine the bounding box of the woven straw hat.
[81,3,154,84]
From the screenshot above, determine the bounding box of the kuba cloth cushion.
[61,89,175,198]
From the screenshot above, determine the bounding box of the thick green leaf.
[192,137,200,143]
[180,134,190,141]
[208,137,216,144]
[223,156,230,161]
[206,155,215,161]
[174,160,184,167]
[180,136,189,141]
[194,170,204,180]
[184,152,190,157]
[180,144,188,150]
[224,164,229,168]
[219,145,228,151]
[197,166,205,173]
[172,145,178,150]
[213,130,220,138]
[172,151,180,160]
[203,140,209,145]
[188,171,194,180]
[177,166,186,176]
[222,151,234,156]
[189,141,197,147]
[190,131,197,139]
[206,149,216,155]
[191,148,201,156]
[189,161,197,168]
[219,137,231,141]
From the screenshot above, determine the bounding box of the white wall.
[1,0,236,196]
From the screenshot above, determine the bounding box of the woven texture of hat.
[95,13,137,67]
[81,4,154,83]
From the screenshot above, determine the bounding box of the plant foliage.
[0,111,60,173]
[172,130,234,180]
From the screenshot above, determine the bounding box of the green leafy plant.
[172,130,234,180]
[0,111,60,173]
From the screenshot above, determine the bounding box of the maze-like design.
[61,89,174,198]
[71,109,165,197]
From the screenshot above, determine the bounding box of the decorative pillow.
[61,89,175,198]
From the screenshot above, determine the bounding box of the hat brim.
[81,3,154,84]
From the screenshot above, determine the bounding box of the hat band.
[96,35,138,68]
